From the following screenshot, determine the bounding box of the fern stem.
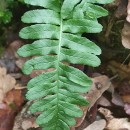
[56,18,63,127]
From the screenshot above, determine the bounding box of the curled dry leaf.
[99,108,130,130]
[127,0,130,23]
[122,22,130,49]
[98,108,113,120]
[0,67,16,103]
[83,119,106,130]
[87,76,111,109]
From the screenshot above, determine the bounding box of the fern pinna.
[17,0,113,130]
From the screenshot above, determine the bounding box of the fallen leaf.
[0,104,15,130]
[22,120,33,130]
[98,108,113,120]
[98,96,112,107]
[13,101,39,130]
[75,119,89,130]
[0,67,16,103]
[22,119,39,130]
[124,103,130,115]
[107,118,130,130]
[122,95,130,103]
[83,119,106,130]
[86,76,111,110]
[4,89,24,108]
[115,0,127,18]
[99,108,130,130]
[122,22,130,49]
[0,89,24,130]
[112,92,124,107]
[74,75,111,128]
[0,40,24,72]
[0,66,25,130]
[127,0,130,22]
[0,103,7,109]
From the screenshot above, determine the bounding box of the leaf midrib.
[55,17,63,126]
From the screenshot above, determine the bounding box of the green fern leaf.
[17,0,113,130]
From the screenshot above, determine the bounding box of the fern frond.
[17,0,113,130]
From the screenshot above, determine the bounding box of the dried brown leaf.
[107,118,130,130]
[98,96,112,107]
[4,89,24,108]
[0,40,24,73]
[98,108,113,120]
[83,120,106,130]
[99,108,130,130]
[22,119,39,130]
[0,105,15,130]
[112,92,124,107]
[87,76,111,109]
[122,22,130,49]
[0,67,16,103]
[74,75,111,128]
[124,103,130,115]
[115,0,127,18]
[127,0,130,22]
[122,95,130,103]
